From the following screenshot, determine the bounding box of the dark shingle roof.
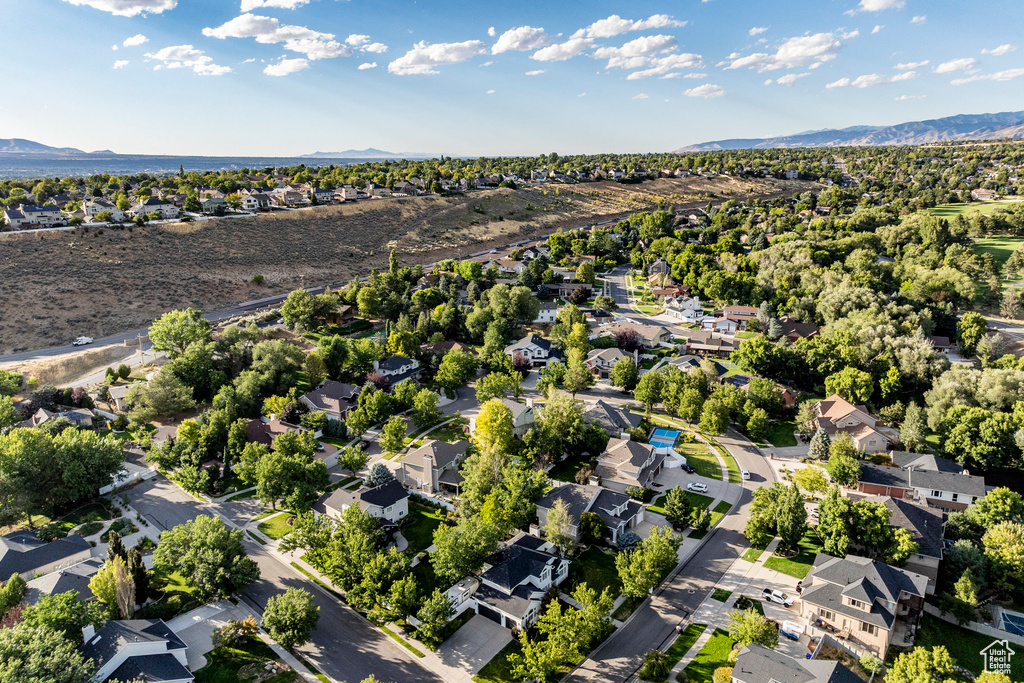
[859,463,911,489]
[108,653,193,682]
[909,468,987,498]
[809,554,928,606]
[360,480,409,507]
[377,356,415,372]
[82,620,186,670]
[406,440,469,470]
[584,400,641,433]
[732,644,860,683]
[537,483,598,525]
[864,496,944,559]
[480,542,559,592]
[0,531,91,577]
[301,380,358,413]
[891,451,963,473]
[505,333,552,354]
[26,557,104,604]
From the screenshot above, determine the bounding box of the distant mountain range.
[0,138,109,155]
[0,139,429,160]
[299,148,429,159]
[674,111,1024,152]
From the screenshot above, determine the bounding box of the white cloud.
[982,44,1016,56]
[488,27,496,37]
[828,71,917,88]
[123,34,148,47]
[685,83,725,98]
[935,58,978,73]
[858,0,903,10]
[872,25,883,34]
[578,92,586,97]
[242,57,256,63]
[531,37,594,62]
[894,60,928,70]
[577,14,687,39]
[241,0,310,9]
[486,89,495,94]
[362,42,387,54]
[749,27,768,36]
[773,72,810,86]
[683,72,706,78]
[203,13,349,60]
[594,34,678,69]
[113,60,129,69]
[951,68,1024,85]
[358,62,377,70]
[723,32,842,72]
[264,57,309,76]
[911,15,926,24]
[841,30,860,39]
[826,77,850,89]
[891,70,918,81]
[524,69,545,76]
[480,61,493,67]
[625,53,703,80]
[145,45,231,75]
[60,0,175,17]
[388,39,487,75]
[346,34,370,47]
[633,93,648,99]
[895,94,925,100]
[491,26,551,54]
[112,45,118,50]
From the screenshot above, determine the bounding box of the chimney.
[588,474,601,487]
[82,624,95,641]
[526,398,534,409]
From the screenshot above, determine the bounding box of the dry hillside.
[0,176,814,354]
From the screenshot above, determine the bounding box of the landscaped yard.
[424,419,470,444]
[136,569,203,620]
[710,588,731,602]
[675,441,722,481]
[473,638,524,683]
[663,623,707,671]
[402,503,445,555]
[763,421,797,448]
[257,512,293,540]
[690,501,732,540]
[194,636,298,683]
[763,529,822,579]
[908,613,1024,678]
[548,455,589,483]
[741,547,764,563]
[570,547,622,596]
[683,628,736,683]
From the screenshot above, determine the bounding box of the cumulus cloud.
[203,13,349,60]
[633,93,648,99]
[241,0,310,9]
[982,44,1016,56]
[826,77,850,89]
[858,0,903,10]
[60,0,175,17]
[145,44,231,75]
[723,32,842,72]
[594,34,678,69]
[935,58,978,73]
[358,62,377,70]
[842,30,860,39]
[346,34,370,46]
[769,72,810,86]
[576,14,686,39]
[486,89,495,94]
[872,25,883,34]
[749,27,768,36]
[625,52,704,80]
[491,26,551,54]
[828,71,917,88]
[123,34,148,47]
[524,69,545,76]
[488,27,496,37]
[911,15,926,24]
[685,83,725,98]
[388,39,487,75]
[346,34,387,53]
[264,57,309,76]
[951,68,1024,85]
[894,60,928,70]
[531,37,594,62]
[113,60,129,69]
[895,94,926,100]
[891,70,918,81]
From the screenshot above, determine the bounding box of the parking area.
[654,466,736,502]
[436,613,513,676]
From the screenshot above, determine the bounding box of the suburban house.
[714,304,759,321]
[300,380,359,421]
[3,204,63,228]
[322,480,409,525]
[584,399,641,437]
[504,333,561,367]
[585,347,629,378]
[309,186,334,203]
[129,197,179,219]
[537,483,646,544]
[245,417,308,448]
[334,185,359,202]
[777,316,821,341]
[860,496,944,591]
[580,308,615,325]
[326,304,355,325]
[25,557,104,604]
[856,452,987,512]
[972,188,999,201]
[928,336,955,354]
[82,199,125,223]
[664,296,706,323]
[814,395,890,453]
[242,193,271,211]
[373,356,421,385]
[731,644,861,683]
[396,439,469,495]
[668,354,728,381]
[200,197,227,213]
[500,398,536,437]
[678,330,740,357]
[82,619,192,683]
[648,259,670,275]
[597,321,671,348]
[22,406,95,429]
[799,554,928,659]
[420,340,476,357]
[496,259,526,275]
[702,316,741,334]
[595,438,665,492]
[557,282,593,299]
[0,531,92,579]
[534,301,559,324]
[466,534,570,630]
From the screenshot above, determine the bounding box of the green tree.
[662,487,693,531]
[544,498,575,556]
[817,485,852,557]
[356,287,382,317]
[575,261,596,284]
[887,646,956,683]
[475,372,522,403]
[634,371,665,415]
[746,407,769,442]
[153,515,260,599]
[412,388,441,427]
[982,521,1024,591]
[699,397,730,435]
[304,352,327,388]
[431,517,501,584]
[0,573,27,617]
[414,589,455,647]
[562,348,595,396]
[616,527,680,597]
[337,445,370,477]
[824,366,874,404]
[379,416,406,453]
[0,623,96,683]
[126,368,196,420]
[0,396,20,431]
[434,348,479,395]
[579,511,607,545]
[535,388,585,460]
[776,483,808,552]
[346,407,370,438]
[148,308,212,358]
[22,591,98,642]
[262,588,320,649]
[728,608,779,649]
[809,427,831,461]
[957,311,987,357]
[793,466,828,496]
[610,357,639,392]
[968,487,1024,528]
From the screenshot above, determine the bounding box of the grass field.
[570,547,623,596]
[136,569,203,621]
[683,628,735,683]
[664,623,707,672]
[257,512,293,540]
[907,613,1024,678]
[927,200,1022,218]
[974,235,1024,271]
[763,529,823,579]
[764,421,797,448]
[741,547,764,563]
[194,637,298,683]
[402,503,445,555]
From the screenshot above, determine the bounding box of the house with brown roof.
[597,321,671,348]
[245,417,308,448]
[396,440,469,494]
[300,380,359,421]
[678,330,740,357]
[777,315,820,341]
[814,394,890,454]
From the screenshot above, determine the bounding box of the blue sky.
[4,0,1024,156]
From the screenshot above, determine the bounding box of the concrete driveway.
[436,614,512,676]
[654,466,735,503]
[167,601,256,670]
[122,476,209,533]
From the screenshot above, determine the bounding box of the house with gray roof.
[322,480,409,525]
[504,333,561,367]
[536,483,645,544]
[300,380,359,421]
[584,399,641,437]
[499,398,535,437]
[397,439,469,495]
[595,438,665,493]
[0,531,92,579]
[731,644,861,683]
[857,452,986,512]
[585,347,628,379]
[373,356,421,386]
[25,557,104,604]
[860,496,944,592]
[81,619,191,683]
[798,554,928,658]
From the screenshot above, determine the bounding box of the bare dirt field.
[0,177,814,354]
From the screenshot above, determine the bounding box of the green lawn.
[425,420,470,444]
[763,529,822,579]
[403,503,445,555]
[473,639,524,683]
[974,235,1024,271]
[683,628,736,683]
[412,557,443,598]
[570,547,623,596]
[257,512,293,540]
[664,623,707,672]
[763,421,797,448]
[136,569,204,620]
[194,637,298,683]
[928,201,1022,219]
[674,441,722,481]
[710,588,731,602]
[548,456,589,483]
[691,501,732,540]
[741,547,763,563]
[635,305,662,315]
[734,596,764,615]
[907,613,1024,678]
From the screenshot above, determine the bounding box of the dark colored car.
[681,464,696,474]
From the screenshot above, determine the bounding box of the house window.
[821,610,835,622]
[849,598,864,609]
[952,493,959,502]
[860,622,877,636]
[386,506,393,512]
[931,490,941,498]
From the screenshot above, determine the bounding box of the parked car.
[687,482,708,493]
[680,464,696,474]
[741,470,750,480]
[72,336,94,346]
[761,588,794,607]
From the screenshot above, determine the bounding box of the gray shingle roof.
[858,463,911,489]
[108,653,193,682]
[584,400,641,434]
[732,644,860,683]
[864,496,945,559]
[0,531,91,577]
[82,620,186,670]
[302,380,358,413]
[26,557,104,604]
[808,553,928,610]
[891,451,963,473]
[505,333,552,354]
[377,356,415,373]
[480,541,559,592]
[909,468,986,497]
[537,483,599,525]
[406,439,469,470]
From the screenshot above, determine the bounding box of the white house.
[536,483,645,545]
[504,333,561,367]
[129,197,179,219]
[323,480,409,525]
[534,301,559,324]
[496,259,526,276]
[0,531,92,579]
[82,619,192,683]
[82,199,125,223]
[335,185,359,202]
[373,356,421,385]
[500,398,536,437]
[3,204,63,228]
[242,193,271,211]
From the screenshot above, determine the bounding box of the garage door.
[477,603,503,625]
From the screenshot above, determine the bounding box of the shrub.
[78,521,104,537]
[617,531,642,552]
[712,667,733,683]
[637,649,669,682]
[626,486,653,502]
[253,274,265,285]
[37,524,70,542]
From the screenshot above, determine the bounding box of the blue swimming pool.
[649,428,681,449]
[1002,610,1024,636]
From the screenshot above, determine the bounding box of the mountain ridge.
[675,111,1024,152]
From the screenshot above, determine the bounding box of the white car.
[72,336,94,346]
[742,470,751,480]
[762,588,794,607]
[687,482,708,493]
